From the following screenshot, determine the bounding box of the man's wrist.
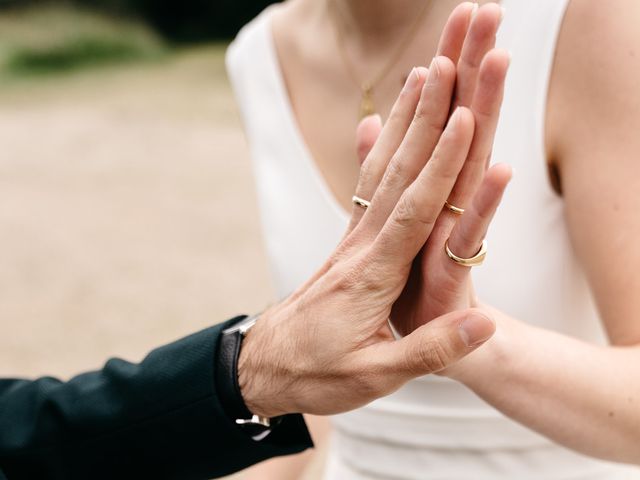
[215,314,314,450]
[215,316,254,420]
[237,310,288,418]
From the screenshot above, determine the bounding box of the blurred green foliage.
[0,0,280,42]
[0,0,277,76]
[81,0,280,41]
[0,5,165,76]
[6,36,160,74]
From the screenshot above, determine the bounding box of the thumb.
[355,114,383,166]
[386,309,495,379]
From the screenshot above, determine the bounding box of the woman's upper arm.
[547,0,640,345]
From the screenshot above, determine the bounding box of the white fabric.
[226,1,640,478]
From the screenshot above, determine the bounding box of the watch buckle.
[236,414,271,428]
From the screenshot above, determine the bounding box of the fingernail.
[415,65,429,79]
[459,313,495,347]
[427,57,440,84]
[470,2,479,20]
[403,67,420,92]
[449,106,463,130]
[499,6,506,25]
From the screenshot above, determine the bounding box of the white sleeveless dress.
[226,1,640,478]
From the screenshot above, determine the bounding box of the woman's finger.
[356,114,383,166]
[358,56,457,239]
[348,66,428,231]
[350,3,476,232]
[453,3,504,109]
[443,163,512,278]
[373,107,476,269]
[446,48,510,212]
[436,2,477,63]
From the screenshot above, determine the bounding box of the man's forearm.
[0,317,312,480]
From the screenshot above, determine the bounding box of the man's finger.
[447,48,510,210]
[358,56,457,239]
[436,2,477,63]
[349,66,428,231]
[453,2,503,109]
[373,107,475,268]
[372,309,495,380]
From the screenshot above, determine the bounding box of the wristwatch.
[216,314,282,441]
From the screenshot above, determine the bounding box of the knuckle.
[473,104,495,122]
[393,194,418,228]
[380,155,405,188]
[326,246,347,269]
[413,106,445,136]
[395,86,414,103]
[335,255,384,294]
[354,369,385,399]
[334,359,388,403]
[394,192,437,230]
[357,263,386,293]
[417,338,451,373]
[334,263,362,293]
[384,100,407,129]
[460,53,482,72]
[412,103,427,122]
[356,161,373,190]
[428,154,460,184]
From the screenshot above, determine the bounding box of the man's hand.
[238,106,494,418]
[236,2,508,420]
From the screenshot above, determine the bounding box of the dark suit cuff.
[211,317,313,456]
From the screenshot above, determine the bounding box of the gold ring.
[445,239,487,267]
[444,201,465,215]
[352,195,371,209]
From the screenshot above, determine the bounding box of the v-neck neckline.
[262,7,351,226]
[258,0,513,229]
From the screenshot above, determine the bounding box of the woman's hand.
[238,84,495,420]
[353,3,511,337]
[349,2,640,467]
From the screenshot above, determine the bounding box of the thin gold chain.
[328,0,434,117]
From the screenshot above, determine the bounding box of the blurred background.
[0,1,314,476]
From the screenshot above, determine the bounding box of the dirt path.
[0,46,274,376]
[0,44,328,480]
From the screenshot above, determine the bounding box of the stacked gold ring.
[445,239,487,267]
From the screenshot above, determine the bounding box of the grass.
[0,4,166,76]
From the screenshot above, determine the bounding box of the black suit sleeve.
[0,317,313,480]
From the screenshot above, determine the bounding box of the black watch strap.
[216,315,283,440]
[216,315,254,421]
[215,316,314,450]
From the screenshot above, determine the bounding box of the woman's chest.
[272,13,445,211]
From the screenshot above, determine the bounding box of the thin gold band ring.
[352,195,371,209]
[444,201,465,215]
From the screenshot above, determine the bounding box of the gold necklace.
[328,0,434,118]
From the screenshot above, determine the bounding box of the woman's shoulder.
[226,1,304,66]
[225,5,275,77]
[547,0,640,159]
